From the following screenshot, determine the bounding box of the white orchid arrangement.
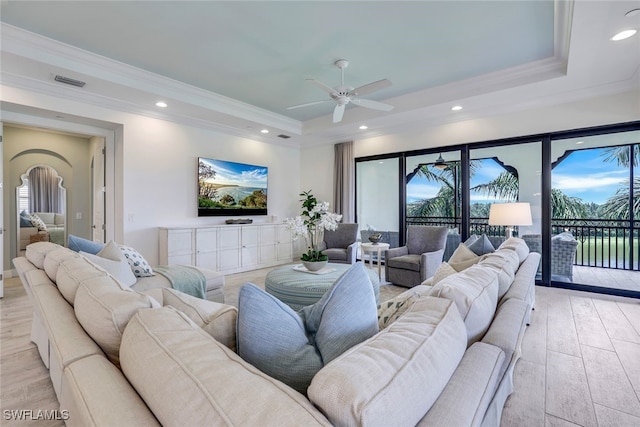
[284,190,342,262]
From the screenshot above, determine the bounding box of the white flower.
[283,216,308,240]
[284,192,342,247]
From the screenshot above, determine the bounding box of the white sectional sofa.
[13,238,539,426]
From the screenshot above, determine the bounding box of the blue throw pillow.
[19,211,32,227]
[467,234,495,256]
[236,262,379,395]
[68,234,105,254]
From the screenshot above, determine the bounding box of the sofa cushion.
[498,237,530,264]
[160,288,237,351]
[429,265,499,345]
[56,257,108,305]
[481,298,529,382]
[60,354,160,427]
[43,247,81,282]
[467,234,495,256]
[68,234,105,254]
[386,254,421,271]
[26,242,62,269]
[308,296,467,427]
[118,245,154,277]
[477,254,516,299]
[120,307,331,427]
[74,275,158,367]
[80,241,137,287]
[483,249,520,276]
[417,342,505,427]
[237,262,378,395]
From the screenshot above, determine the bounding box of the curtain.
[29,166,62,213]
[333,141,355,222]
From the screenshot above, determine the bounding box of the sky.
[200,158,268,189]
[551,148,628,205]
[406,149,630,206]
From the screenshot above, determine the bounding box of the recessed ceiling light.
[359,125,368,130]
[451,105,463,111]
[155,101,168,108]
[260,129,269,134]
[576,141,584,145]
[611,29,637,41]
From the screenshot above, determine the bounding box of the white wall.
[1,86,302,266]
[119,115,301,262]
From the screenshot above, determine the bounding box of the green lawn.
[574,236,639,268]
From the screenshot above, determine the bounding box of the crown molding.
[0,23,302,135]
[0,71,301,147]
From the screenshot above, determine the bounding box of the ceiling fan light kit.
[288,59,393,123]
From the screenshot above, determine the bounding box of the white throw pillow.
[448,243,481,272]
[81,241,137,287]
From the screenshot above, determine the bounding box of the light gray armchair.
[320,223,359,264]
[384,226,448,287]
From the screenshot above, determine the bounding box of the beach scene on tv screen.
[198,158,268,213]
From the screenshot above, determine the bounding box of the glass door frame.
[354,120,640,299]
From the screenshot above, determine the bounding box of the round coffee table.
[265,263,380,310]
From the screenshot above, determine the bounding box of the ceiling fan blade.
[348,79,392,97]
[333,104,345,123]
[286,100,330,110]
[351,97,394,111]
[306,78,337,95]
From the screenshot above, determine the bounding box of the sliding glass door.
[355,156,401,249]
[551,130,639,292]
[353,121,639,298]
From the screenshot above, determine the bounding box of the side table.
[360,242,390,279]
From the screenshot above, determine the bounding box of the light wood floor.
[1,266,639,426]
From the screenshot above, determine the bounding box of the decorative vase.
[368,232,383,244]
[302,260,328,272]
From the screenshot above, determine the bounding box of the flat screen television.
[198,157,268,217]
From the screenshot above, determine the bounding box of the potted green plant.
[284,190,342,271]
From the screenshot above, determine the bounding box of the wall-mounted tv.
[198,157,268,217]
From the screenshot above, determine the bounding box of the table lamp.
[488,202,532,239]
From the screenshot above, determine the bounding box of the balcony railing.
[405,216,639,271]
[552,219,639,271]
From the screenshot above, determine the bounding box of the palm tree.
[407,164,458,218]
[599,177,640,219]
[599,145,640,218]
[470,170,518,200]
[471,170,587,219]
[550,188,588,219]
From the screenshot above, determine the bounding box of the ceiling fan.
[287,59,394,123]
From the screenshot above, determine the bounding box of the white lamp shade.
[488,202,532,226]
